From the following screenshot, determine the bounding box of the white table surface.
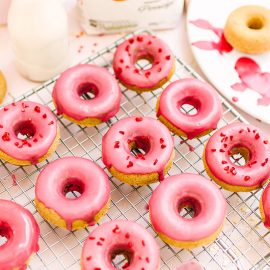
[0,0,269,134]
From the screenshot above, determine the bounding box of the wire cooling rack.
[1,30,269,270]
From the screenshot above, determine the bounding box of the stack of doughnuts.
[2,30,270,269]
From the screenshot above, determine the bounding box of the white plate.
[187,0,270,124]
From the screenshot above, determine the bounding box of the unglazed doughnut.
[53,64,121,126]
[102,116,174,185]
[176,261,203,270]
[149,174,227,249]
[204,123,270,192]
[224,5,270,54]
[0,101,59,165]
[157,78,222,139]
[0,199,40,270]
[81,220,160,270]
[260,183,270,230]
[35,157,110,231]
[113,34,175,92]
[0,71,7,104]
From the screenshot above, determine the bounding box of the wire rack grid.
[1,30,269,270]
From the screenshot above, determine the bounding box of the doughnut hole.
[179,97,201,116]
[178,197,201,219]
[128,136,151,157]
[229,146,251,166]
[247,17,264,30]
[111,247,133,269]
[134,55,153,71]
[13,120,36,140]
[0,222,12,247]
[63,178,85,199]
[77,82,98,100]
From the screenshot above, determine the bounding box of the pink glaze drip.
[175,261,203,270]
[35,157,110,231]
[231,57,270,106]
[190,19,233,55]
[262,184,270,228]
[113,34,175,90]
[53,64,121,122]
[149,174,227,242]
[81,220,160,270]
[205,123,270,188]
[0,199,40,269]
[157,78,222,139]
[0,101,58,164]
[102,116,174,178]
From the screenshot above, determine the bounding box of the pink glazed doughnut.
[149,174,227,248]
[204,123,270,192]
[113,34,175,92]
[53,64,121,126]
[0,199,40,270]
[260,183,270,230]
[102,116,175,185]
[157,78,222,139]
[176,261,203,270]
[35,157,110,231]
[81,220,160,270]
[0,101,59,166]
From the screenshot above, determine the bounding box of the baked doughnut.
[81,220,160,270]
[0,71,7,104]
[0,101,59,165]
[260,183,270,230]
[149,174,227,249]
[102,116,174,185]
[157,78,222,139]
[224,5,270,54]
[113,34,175,92]
[204,123,270,192]
[53,64,121,126]
[35,157,110,231]
[0,199,40,270]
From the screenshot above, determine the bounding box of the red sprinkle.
[125,45,130,52]
[165,55,171,60]
[2,132,10,141]
[117,67,123,74]
[146,257,150,263]
[230,135,233,141]
[134,68,139,74]
[14,142,19,146]
[147,41,152,45]
[114,141,120,149]
[158,48,162,53]
[127,161,133,168]
[94,268,101,270]
[86,256,92,261]
[126,156,130,160]
[122,262,130,269]
[264,140,268,144]
[255,133,260,140]
[97,241,102,246]
[119,131,125,135]
[112,225,120,233]
[211,149,216,152]
[33,138,38,143]
[157,67,162,72]
[129,38,134,44]
[142,240,146,246]
[48,121,54,125]
[135,117,143,122]
[125,233,130,239]
[224,144,228,148]
[100,237,105,241]
[137,36,143,42]
[219,149,225,153]
[244,176,250,181]
[42,114,47,119]
[127,242,133,248]
[222,160,227,164]
[34,106,41,113]
[160,138,164,144]
[0,124,3,128]
[125,65,130,69]
[220,133,226,137]
[224,166,229,171]
[145,71,151,78]
[3,107,8,111]
[89,236,95,240]
[153,159,158,165]
[239,129,244,134]
[247,127,251,132]
[161,144,166,149]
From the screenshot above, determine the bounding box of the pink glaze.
[35,157,110,231]
[261,184,270,228]
[81,220,160,270]
[190,19,233,55]
[175,261,203,270]
[149,174,227,242]
[0,199,40,270]
[53,64,121,122]
[102,116,174,180]
[231,57,270,106]
[113,34,175,90]
[205,123,270,189]
[0,101,58,164]
[157,78,222,139]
